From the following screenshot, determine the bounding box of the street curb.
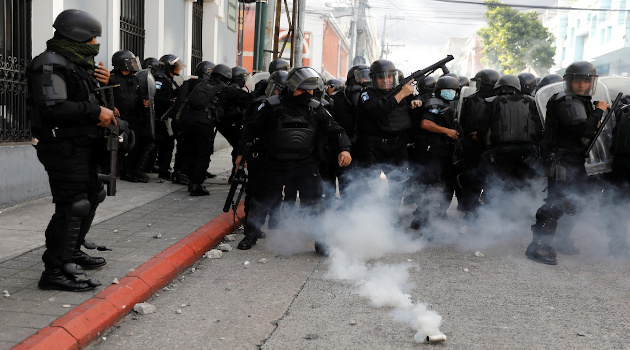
[13,204,245,350]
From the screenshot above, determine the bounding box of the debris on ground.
[133,302,157,315]
[203,249,222,259]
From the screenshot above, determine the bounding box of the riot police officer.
[153,54,185,180]
[518,72,537,96]
[526,61,608,265]
[236,67,352,253]
[478,74,543,199]
[356,59,414,226]
[110,50,149,183]
[457,69,500,216]
[27,9,116,291]
[142,57,159,74]
[407,75,461,230]
[534,74,563,95]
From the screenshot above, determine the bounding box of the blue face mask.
[440,89,456,101]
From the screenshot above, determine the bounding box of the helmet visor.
[354,68,371,85]
[123,57,141,72]
[265,81,285,97]
[286,68,324,91]
[564,75,597,96]
[371,71,398,91]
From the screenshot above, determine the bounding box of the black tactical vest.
[612,98,630,155]
[265,98,317,160]
[489,95,537,144]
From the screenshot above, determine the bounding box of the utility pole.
[293,0,306,67]
[252,0,268,72]
[354,0,368,65]
[380,15,404,59]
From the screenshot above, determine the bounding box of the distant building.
[543,0,630,76]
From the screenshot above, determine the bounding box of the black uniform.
[153,68,180,178]
[601,96,630,257]
[109,71,147,180]
[27,36,109,291]
[478,92,543,197]
[239,94,351,247]
[217,82,254,172]
[356,87,410,215]
[408,95,460,228]
[527,92,602,264]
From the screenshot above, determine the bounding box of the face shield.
[371,70,398,91]
[564,74,598,97]
[265,81,285,97]
[122,57,141,72]
[169,57,187,76]
[286,68,324,92]
[354,68,371,87]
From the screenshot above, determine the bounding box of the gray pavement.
[84,195,630,350]
[0,145,235,350]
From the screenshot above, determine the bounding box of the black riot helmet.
[112,50,141,72]
[494,74,521,95]
[564,60,598,96]
[53,9,102,42]
[346,64,368,86]
[369,59,398,91]
[285,67,324,92]
[231,66,250,88]
[434,75,460,101]
[353,64,371,87]
[265,70,288,97]
[269,58,290,73]
[142,57,159,71]
[195,61,216,78]
[159,54,186,76]
[535,74,563,93]
[210,64,232,83]
[458,76,470,88]
[471,69,500,92]
[517,72,537,95]
[419,75,437,94]
[326,78,343,93]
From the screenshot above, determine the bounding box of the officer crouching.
[27,9,117,291]
[236,67,352,255]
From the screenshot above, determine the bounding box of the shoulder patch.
[361,92,369,102]
[258,103,265,111]
[156,81,163,90]
[429,108,440,115]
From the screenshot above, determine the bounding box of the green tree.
[477,0,555,75]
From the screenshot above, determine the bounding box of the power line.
[431,0,630,12]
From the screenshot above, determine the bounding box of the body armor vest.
[612,106,630,155]
[378,104,411,132]
[266,98,317,160]
[460,94,486,133]
[489,95,537,144]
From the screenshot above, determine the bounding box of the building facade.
[0,0,239,208]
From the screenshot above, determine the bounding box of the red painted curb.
[13,204,244,350]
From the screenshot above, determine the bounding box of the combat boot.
[72,250,107,269]
[525,223,557,265]
[238,226,259,250]
[189,184,210,196]
[38,267,95,292]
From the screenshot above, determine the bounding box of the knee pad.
[69,194,91,221]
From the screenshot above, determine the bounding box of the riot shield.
[535,80,613,175]
[456,85,476,122]
[136,69,156,139]
[252,72,270,86]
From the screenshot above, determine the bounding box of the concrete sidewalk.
[0,146,239,349]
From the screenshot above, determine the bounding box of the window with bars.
[0,0,31,142]
[191,1,204,70]
[120,0,145,60]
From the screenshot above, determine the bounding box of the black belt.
[364,135,403,144]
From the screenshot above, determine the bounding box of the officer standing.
[518,72,537,96]
[356,59,414,226]
[236,67,352,253]
[109,50,149,183]
[601,95,630,258]
[407,75,461,230]
[526,61,608,265]
[153,54,185,180]
[456,69,500,217]
[27,9,115,291]
[478,74,543,200]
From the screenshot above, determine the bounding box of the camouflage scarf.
[46,38,100,71]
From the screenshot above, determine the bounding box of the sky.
[316,0,555,76]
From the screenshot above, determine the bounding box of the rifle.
[584,92,623,157]
[384,55,454,100]
[95,84,121,196]
[223,142,252,213]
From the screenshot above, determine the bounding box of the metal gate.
[120,0,145,60]
[0,0,31,142]
[191,1,204,71]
